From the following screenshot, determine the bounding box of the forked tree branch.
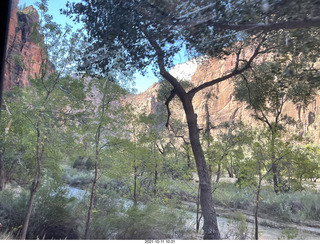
[188,36,267,97]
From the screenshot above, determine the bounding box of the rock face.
[128,55,320,141]
[5,1,319,140]
[4,0,45,91]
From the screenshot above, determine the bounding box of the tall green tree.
[15,0,86,239]
[64,0,320,239]
[234,57,319,193]
[82,77,127,239]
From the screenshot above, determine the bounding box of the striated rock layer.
[128,55,320,141]
[4,0,45,91]
[4,1,320,140]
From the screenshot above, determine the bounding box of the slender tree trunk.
[0,154,6,191]
[21,127,45,240]
[84,161,98,239]
[271,131,279,193]
[216,163,221,183]
[186,148,191,169]
[183,96,220,240]
[133,162,137,204]
[226,168,233,178]
[20,187,36,240]
[272,163,279,193]
[0,120,10,191]
[255,160,262,240]
[154,162,158,195]
[204,96,214,184]
[153,143,158,195]
[208,165,213,183]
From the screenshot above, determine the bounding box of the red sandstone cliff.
[5,1,319,140]
[128,55,320,140]
[4,0,45,90]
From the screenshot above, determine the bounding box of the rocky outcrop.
[128,54,320,140]
[190,56,320,139]
[4,0,46,91]
[5,1,319,141]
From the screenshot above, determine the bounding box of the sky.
[18,0,175,94]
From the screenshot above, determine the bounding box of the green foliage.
[103,203,190,240]
[279,227,299,240]
[13,54,25,69]
[28,180,81,239]
[0,188,29,237]
[0,180,83,239]
[73,157,94,171]
[205,122,248,181]
[63,168,94,187]
[213,181,320,223]
[227,212,252,240]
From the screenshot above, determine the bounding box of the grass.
[213,180,320,223]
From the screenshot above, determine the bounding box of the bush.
[63,168,93,187]
[225,212,252,240]
[213,182,254,210]
[28,180,83,239]
[0,181,84,239]
[212,181,320,223]
[92,203,191,240]
[73,156,94,170]
[279,227,299,240]
[0,189,29,237]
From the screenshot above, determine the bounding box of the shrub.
[0,181,84,240]
[225,212,252,240]
[63,167,93,187]
[278,227,299,240]
[86,199,192,240]
[73,156,94,170]
[213,182,254,210]
[0,189,29,237]
[28,180,83,239]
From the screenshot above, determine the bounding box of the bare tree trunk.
[271,131,279,193]
[186,147,191,169]
[133,162,137,205]
[20,187,36,240]
[255,159,262,240]
[215,163,221,183]
[21,126,45,240]
[0,120,11,191]
[84,161,98,239]
[183,97,220,240]
[154,162,158,195]
[196,183,202,233]
[0,154,6,191]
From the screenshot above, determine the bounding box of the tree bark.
[20,125,45,240]
[271,131,279,193]
[84,160,98,239]
[133,162,137,205]
[159,66,220,239]
[255,159,262,240]
[196,183,202,233]
[216,163,221,183]
[183,95,220,240]
[0,154,6,191]
[154,162,158,195]
[20,187,36,240]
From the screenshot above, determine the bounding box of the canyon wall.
[4,0,44,90]
[5,1,320,141]
[128,55,320,141]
